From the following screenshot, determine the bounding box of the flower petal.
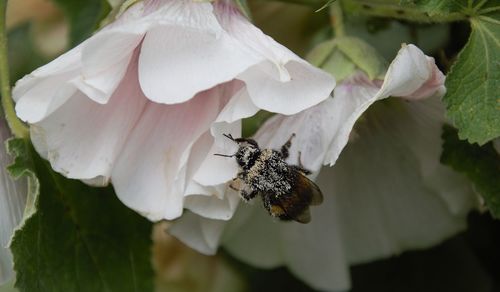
[168,211,226,255]
[221,191,350,291]
[193,85,259,187]
[13,44,83,123]
[214,2,335,115]
[111,87,224,221]
[403,56,446,100]
[323,73,380,165]
[254,98,338,172]
[139,1,256,104]
[30,54,147,182]
[239,60,335,115]
[184,185,240,220]
[323,98,477,265]
[323,44,445,165]
[376,44,438,99]
[72,33,141,104]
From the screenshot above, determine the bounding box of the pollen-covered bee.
[215,133,323,223]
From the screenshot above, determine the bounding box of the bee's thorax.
[245,149,293,196]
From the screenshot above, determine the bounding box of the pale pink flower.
[169,44,478,291]
[13,0,334,221]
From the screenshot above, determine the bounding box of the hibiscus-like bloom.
[0,119,27,285]
[13,0,334,221]
[169,44,478,291]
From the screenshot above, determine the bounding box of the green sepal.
[307,36,386,82]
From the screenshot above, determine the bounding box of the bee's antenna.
[214,153,235,158]
[223,133,236,142]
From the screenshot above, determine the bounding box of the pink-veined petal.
[30,52,147,183]
[254,98,337,172]
[74,33,142,104]
[403,56,446,100]
[111,87,225,221]
[13,43,84,123]
[184,184,240,220]
[168,211,227,255]
[214,2,335,115]
[239,60,335,115]
[323,98,477,265]
[376,44,439,99]
[221,187,350,291]
[323,44,445,165]
[139,1,256,104]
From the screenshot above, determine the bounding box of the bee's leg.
[229,177,242,191]
[229,184,240,192]
[280,133,296,159]
[293,151,312,175]
[240,189,257,202]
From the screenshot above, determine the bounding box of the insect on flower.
[215,133,323,223]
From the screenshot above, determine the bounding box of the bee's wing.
[294,207,311,224]
[276,173,323,224]
[296,173,323,206]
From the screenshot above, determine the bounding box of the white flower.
[12,0,334,221]
[169,44,478,291]
[0,120,27,285]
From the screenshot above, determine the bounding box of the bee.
[215,133,323,223]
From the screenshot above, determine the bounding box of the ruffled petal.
[111,87,225,221]
[221,190,350,291]
[214,2,335,115]
[0,120,27,284]
[73,33,141,104]
[324,98,477,265]
[403,56,446,100]
[73,2,148,104]
[138,1,256,104]
[254,98,338,172]
[168,211,226,255]
[323,44,444,165]
[193,84,259,187]
[323,74,380,165]
[221,203,284,268]
[376,44,438,99]
[13,43,83,123]
[240,60,335,115]
[184,184,240,220]
[30,53,147,182]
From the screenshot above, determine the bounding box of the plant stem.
[0,0,29,139]
[330,1,345,37]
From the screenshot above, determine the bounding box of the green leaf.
[441,126,500,218]
[51,0,110,45]
[443,12,500,144]
[8,139,154,291]
[6,139,39,228]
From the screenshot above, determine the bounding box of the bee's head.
[215,134,261,170]
[235,140,261,170]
